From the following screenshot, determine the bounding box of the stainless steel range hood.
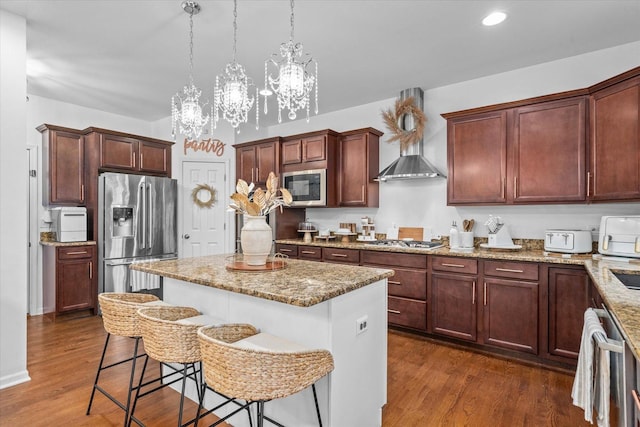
[376,88,446,181]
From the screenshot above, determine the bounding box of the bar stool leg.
[312,384,323,427]
[86,333,112,415]
[123,337,142,427]
[126,351,150,427]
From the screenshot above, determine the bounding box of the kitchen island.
[130,254,394,427]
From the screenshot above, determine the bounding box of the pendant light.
[214,0,257,132]
[171,1,210,141]
[263,0,318,123]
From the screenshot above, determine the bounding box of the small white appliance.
[52,207,87,242]
[544,229,592,254]
[598,215,640,258]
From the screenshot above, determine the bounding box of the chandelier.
[264,0,318,123]
[214,0,257,132]
[171,1,210,141]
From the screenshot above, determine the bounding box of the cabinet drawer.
[484,260,538,280]
[384,267,427,300]
[361,250,427,269]
[298,245,322,260]
[432,256,478,274]
[58,245,94,260]
[388,296,427,331]
[275,243,298,258]
[322,247,359,264]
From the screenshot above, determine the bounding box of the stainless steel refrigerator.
[98,172,177,296]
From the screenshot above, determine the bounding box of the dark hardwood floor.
[0,314,590,426]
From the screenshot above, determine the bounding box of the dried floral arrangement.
[228,172,292,216]
[191,183,216,209]
[381,96,426,151]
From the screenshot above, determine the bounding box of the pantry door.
[181,161,229,257]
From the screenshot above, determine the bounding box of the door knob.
[183,234,190,239]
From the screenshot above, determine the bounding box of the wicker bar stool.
[87,292,168,427]
[131,306,248,427]
[196,324,335,427]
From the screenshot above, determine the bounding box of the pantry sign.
[184,138,225,156]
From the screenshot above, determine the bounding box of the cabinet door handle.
[301,250,317,255]
[251,168,254,183]
[631,389,640,410]
[256,168,259,181]
[388,309,401,314]
[502,177,506,199]
[441,263,465,268]
[587,171,591,197]
[331,253,348,258]
[472,281,476,305]
[140,152,143,168]
[132,152,136,169]
[514,176,518,199]
[89,261,93,279]
[81,184,85,202]
[66,251,88,255]
[361,185,365,202]
[388,280,402,286]
[484,282,487,306]
[495,267,524,273]
[279,248,293,253]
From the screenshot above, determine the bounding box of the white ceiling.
[2,0,640,128]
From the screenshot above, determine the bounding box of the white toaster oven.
[598,215,640,258]
[544,229,593,254]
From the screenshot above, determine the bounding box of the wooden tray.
[225,259,287,272]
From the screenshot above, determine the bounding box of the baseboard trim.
[0,370,31,389]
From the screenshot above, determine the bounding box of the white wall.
[0,9,29,389]
[258,41,640,240]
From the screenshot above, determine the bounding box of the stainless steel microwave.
[282,169,327,207]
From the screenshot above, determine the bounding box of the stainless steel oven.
[282,169,326,207]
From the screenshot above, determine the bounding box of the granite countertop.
[129,254,394,308]
[277,238,640,359]
[40,240,96,247]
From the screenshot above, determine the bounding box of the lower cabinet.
[546,265,591,362]
[275,243,298,258]
[362,250,428,332]
[43,244,97,319]
[297,245,322,261]
[322,247,360,264]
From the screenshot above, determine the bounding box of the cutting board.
[398,227,424,241]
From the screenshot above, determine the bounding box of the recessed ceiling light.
[482,11,507,26]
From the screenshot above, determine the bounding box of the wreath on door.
[381,96,426,152]
[191,183,216,209]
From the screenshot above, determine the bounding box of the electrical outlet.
[356,315,368,335]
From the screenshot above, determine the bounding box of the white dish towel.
[571,308,611,427]
[130,268,160,292]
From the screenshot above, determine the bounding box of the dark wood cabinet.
[43,244,97,320]
[322,247,360,264]
[482,260,539,354]
[281,134,326,165]
[362,250,428,332]
[297,245,322,260]
[430,256,478,340]
[99,133,171,175]
[235,137,280,185]
[445,96,587,205]
[338,128,381,207]
[511,97,587,203]
[546,265,591,361]
[275,243,298,258]
[446,111,507,204]
[38,125,86,205]
[589,73,640,201]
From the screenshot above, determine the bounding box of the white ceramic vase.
[240,215,273,266]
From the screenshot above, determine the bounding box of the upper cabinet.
[338,128,382,207]
[588,72,640,201]
[444,66,640,205]
[280,130,339,173]
[445,96,586,205]
[235,137,280,185]
[38,124,86,206]
[98,132,171,176]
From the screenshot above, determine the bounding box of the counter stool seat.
[87,292,170,427]
[131,306,246,427]
[196,324,335,427]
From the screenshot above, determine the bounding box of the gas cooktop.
[365,239,444,250]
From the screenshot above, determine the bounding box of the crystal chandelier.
[214,0,257,132]
[171,1,210,141]
[264,0,318,123]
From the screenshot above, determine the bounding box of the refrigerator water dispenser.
[112,206,133,238]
